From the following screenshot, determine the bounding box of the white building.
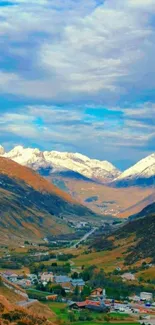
[140,292,153,301]
[40,272,54,284]
[121,272,135,281]
[129,295,140,302]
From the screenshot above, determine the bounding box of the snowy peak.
[0,145,120,183]
[1,145,154,186]
[3,146,47,169]
[115,153,155,180]
[113,153,155,187]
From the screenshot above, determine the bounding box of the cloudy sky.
[0,0,155,170]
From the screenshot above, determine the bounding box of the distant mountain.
[1,146,155,187]
[91,201,155,265]
[113,153,155,187]
[0,145,121,183]
[0,157,96,242]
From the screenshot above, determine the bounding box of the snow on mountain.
[0,145,120,183]
[43,150,120,181]
[113,153,155,187]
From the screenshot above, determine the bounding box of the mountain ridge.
[1,145,154,187]
[0,145,120,183]
[0,157,97,242]
[112,153,155,187]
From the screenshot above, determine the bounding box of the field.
[136,267,155,281]
[26,288,52,298]
[46,302,138,325]
[71,236,135,272]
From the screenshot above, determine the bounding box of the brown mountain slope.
[0,295,56,325]
[51,176,155,218]
[0,276,56,325]
[0,158,96,243]
[0,157,73,202]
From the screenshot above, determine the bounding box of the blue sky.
[0,0,155,169]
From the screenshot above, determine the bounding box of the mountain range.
[0,145,155,187]
[0,145,154,220]
[0,156,96,243]
[0,145,120,183]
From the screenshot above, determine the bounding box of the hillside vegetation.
[0,157,96,242]
[90,202,155,265]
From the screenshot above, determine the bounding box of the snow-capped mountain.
[0,145,121,183]
[1,145,154,186]
[113,153,155,187]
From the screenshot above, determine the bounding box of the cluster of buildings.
[1,271,154,316]
[1,271,86,293]
[129,292,154,303]
[68,289,155,315]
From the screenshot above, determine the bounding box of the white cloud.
[128,0,155,11]
[0,0,154,103]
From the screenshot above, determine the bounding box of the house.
[27,274,38,283]
[129,295,140,302]
[61,282,73,293]
[121,272,135,281]
[76,222,88,228]
[69,300,110,313]
[69,300,100,310]
[54,275,71,284]
[91,288,105,297]
[71,279,85,292]
[140,292,153,301]
[16,279,32,288]
[86,304,110,313]
[69,301,87,310]
[46,294,58,301]
[40,272,54,284]
[3,272,18,283]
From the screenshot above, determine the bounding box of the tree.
[52,285,66,297]
[74,285,80,296]
[79,311,93,321]
[81,285,91,299]
[71,272,79,279]
[104,314,111,322]
[68,312,76,322]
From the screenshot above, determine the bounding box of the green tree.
[81,285,91,299]
[71,272,79,279]
[68,312,76,322]
[74,285,79,296]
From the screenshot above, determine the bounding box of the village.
[1,269,155,323]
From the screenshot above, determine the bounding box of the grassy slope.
[73,236,135,271]
[47,302,138,325]
[0,283,23,303]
